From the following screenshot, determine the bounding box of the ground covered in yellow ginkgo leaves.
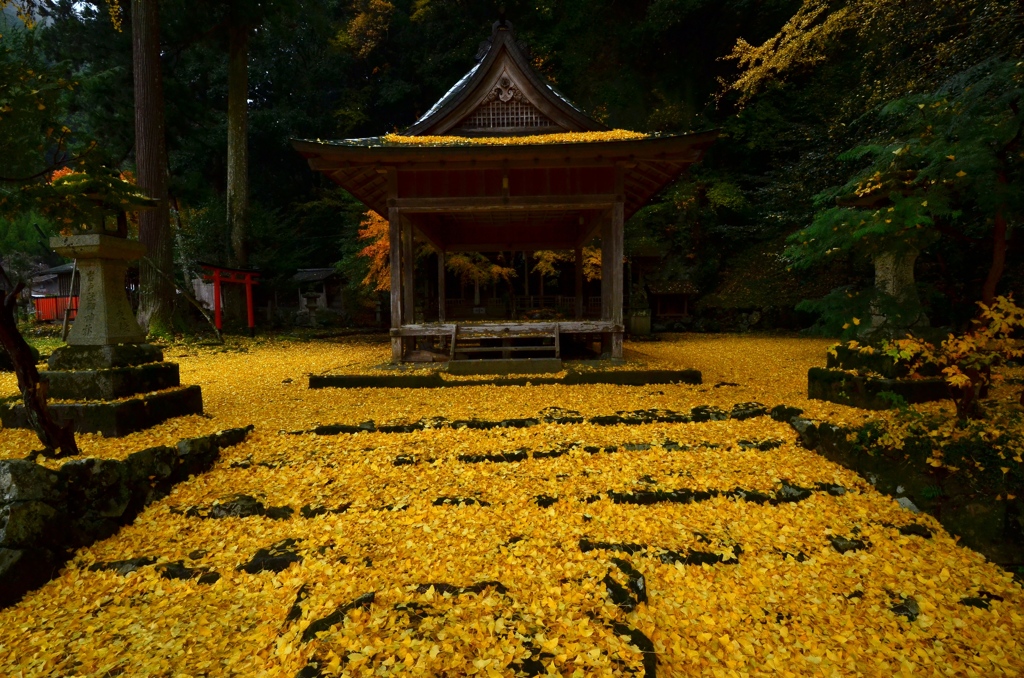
[1,333,1022,677]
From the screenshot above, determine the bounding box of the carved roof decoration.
[405,20,605,137]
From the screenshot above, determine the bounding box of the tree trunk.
[227,22,249,268]
[981,207,1008,307]
[0,273,78,457]
[132,0,173,333]
[870,248,927,335]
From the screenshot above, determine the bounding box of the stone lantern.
[1,202,204,436]
[49,232,147,347]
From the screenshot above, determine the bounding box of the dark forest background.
[2,0,1021,335]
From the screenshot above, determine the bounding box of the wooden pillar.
[244,273,255,337]
[574,246,583,320]
[610,199,624,359]
[600,212,613,356]
[437,249,446,323]
[212,269,222,331]
[600,172,625,358]
[401,217,415,354]
[388,206,402,363]
[600,213,613,323]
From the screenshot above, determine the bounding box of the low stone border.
[292,402,769,436]
[309,368,702,390]
[0,425,253,608]
[808,367,948,410]
[788,416,1023,567]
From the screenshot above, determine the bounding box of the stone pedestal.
[0,235,204,436]
[0,343,204,436]
[808,346,949,410]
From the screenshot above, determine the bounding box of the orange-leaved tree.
[882,296,1024,420]
[356,211,520,294]
[357,210,390,291]
[532,249,602,289]
[446,253,517,288]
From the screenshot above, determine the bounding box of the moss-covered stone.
[0,426,252,608]
[791,418,1024,566]
[47,343,164,371]
[0,385,203,437]
[309,368,703,389]
[41,362,180,401]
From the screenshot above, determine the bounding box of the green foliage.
[11,0,1017,329]
[877,391,908,411]
[784,59,1023,327]
[785,59,1023,266]
[1,14,150,234]
[0,17,74,184]
[0,210,56,256]
[295,188,374,305]
[786,197,938,269]
[725,0,1024,324]
[794,286,901,340]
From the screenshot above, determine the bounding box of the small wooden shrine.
[294,20,716,363]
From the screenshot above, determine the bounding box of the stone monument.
[0,219,203,437]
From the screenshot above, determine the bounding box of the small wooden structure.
[31,263,80,321]
[293,268,345,312]
[649,280,699,321]
[294,20,715,362]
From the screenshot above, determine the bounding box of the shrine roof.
[291,19,719,239]
[293,268,341,283]
[397,20,604,137]
[293,130,718,227]
[297,130,647,149]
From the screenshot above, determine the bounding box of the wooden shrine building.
[294,20,716,363]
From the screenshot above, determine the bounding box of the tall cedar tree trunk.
[981,174,1009,307]
[984,101,1022,306]
[132,0,174,332]
[0,271,79,457]
[227,22,249,268]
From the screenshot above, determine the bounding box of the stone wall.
[0,426,252,608]
[789,417,1024,567]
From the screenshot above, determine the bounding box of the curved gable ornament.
[404,21,604,137]
[490,70,523,103]
[455,68,559,135]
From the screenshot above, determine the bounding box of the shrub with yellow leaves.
[881,295,1024,420]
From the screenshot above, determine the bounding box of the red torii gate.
[200,264,261,336]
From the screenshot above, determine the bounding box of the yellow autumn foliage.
[382,130,649,146]
[0,334,1021,676]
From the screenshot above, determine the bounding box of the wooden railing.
[429,296,602,320]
